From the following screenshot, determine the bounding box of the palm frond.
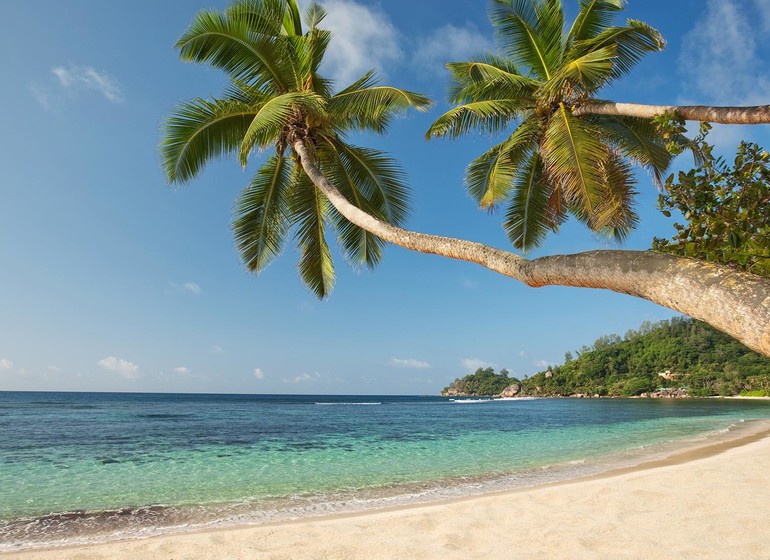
[578,19,664,82]
[566,0,624,44]
[329,75,432,134]
[316,142,387,269]
[490,0,557,80]
[239,91,326,165]
[588,153,639,240]
[542,104,608,214]
[465,116,544,207]
[532,0,566,69]
[225,0,286,36]
[283,0,303,36]
[305,2,327,30]
[323,136,411,226]
[291,170,335,298]
[232,153,293,272]
[589,113,671,187]
[176,8,294,91]
[161,98,259,183]
[427,100,530,139]
[544,45,616,98]
[446,58,540,105]
[504,151,553,251]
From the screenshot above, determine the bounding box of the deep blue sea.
[1,391,769,550]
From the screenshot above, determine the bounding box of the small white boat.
[449,398,492,403]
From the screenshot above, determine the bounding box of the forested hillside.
[442,318,770,398]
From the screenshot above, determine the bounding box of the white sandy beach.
[4,428,770,560]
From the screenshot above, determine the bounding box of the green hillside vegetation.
[442,318,770,397]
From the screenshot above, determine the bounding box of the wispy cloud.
[389,357,431,369]
[414,23,491,76]
[212,345,226,355]
[0,359,13,371]
[253,367,265,380]
[174,366,191,375]
[461,357,495,371]
[679,0,770,105]
[32,64,124,111]
[315,0,402,84]
[98,356,140,379]
[289,371,320,384]
[534,359,551,369]
[169,281,202,295]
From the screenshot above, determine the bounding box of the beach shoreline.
[4,420,770,559]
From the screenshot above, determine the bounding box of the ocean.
[1,391,769,551]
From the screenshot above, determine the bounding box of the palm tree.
[427,0,692,251]
[162,0,770,358]
[160,0,430,298]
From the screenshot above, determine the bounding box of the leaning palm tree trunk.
[293,140,770,358]
[573,102,770,124]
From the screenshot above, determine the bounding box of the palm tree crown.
[161,0,431,297]
[428,0,683,251]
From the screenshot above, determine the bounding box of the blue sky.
[2,0,770,394]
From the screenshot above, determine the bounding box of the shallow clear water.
[1,392,769,549]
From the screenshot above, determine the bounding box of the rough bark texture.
[573,102,770,124]
[293,140,770,358]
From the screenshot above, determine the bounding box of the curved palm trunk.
[572,102,770,124]
[293,140,770,358]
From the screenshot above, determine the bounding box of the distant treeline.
[442,318,770,397]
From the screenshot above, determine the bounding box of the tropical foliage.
[160,0,430,297]
[653,126,770,277]
[442,367,515,396]
[427,0,686,251]
[521,317,770,397]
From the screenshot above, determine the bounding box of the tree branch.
[294,139,770,357]
[573,102,770,124]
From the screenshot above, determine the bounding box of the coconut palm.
[162,0,770,358]
[427,0,691,251]
[160,0,430,298]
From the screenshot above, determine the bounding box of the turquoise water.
[1,392,769,549]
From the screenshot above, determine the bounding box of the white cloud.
[461,358,495,371]
[254,367,265,380]
[212,345,226,354]
[680,0,770,105]
[0,359,13,371]
[48,365,62,373]
[98,356,140,379]
[169,280,201,295]
[52,64,124,103]
[414,23,491,75]
[290,372,320,384]
[534,359,551,369]
[389,357,431,369]
[316,0,402,84]
[174,366,191,375]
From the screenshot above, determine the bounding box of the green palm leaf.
[161,98,259,183]
[543,104,607,213]
[446,59,539,105]
[566,0,624,44]
[543,45,617,99]
[578,20,664,81]
[176,8,294,91]
[465,116,544,207]
[589,153,639,239]
[238,90,326,165]
[329,72,431,134]
[490,0,558,80]
[292,170,335,298]
[324,137,411,226]
[232,153,293,272]
[589,113,671,187]
[426,100,530,139]
[504,151,553,251]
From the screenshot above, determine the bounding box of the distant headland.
[441,318,770,399]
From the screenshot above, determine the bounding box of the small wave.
[314,402,382,406]
[449,399,492,404]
